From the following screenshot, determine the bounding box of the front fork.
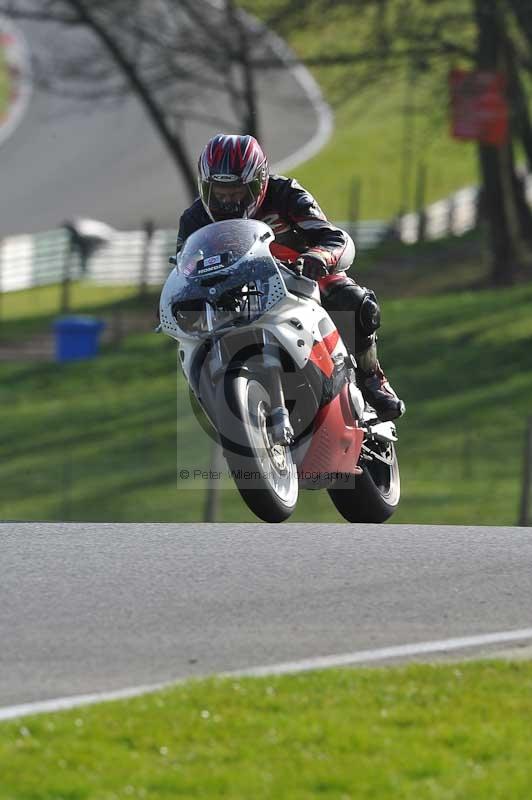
[262,330,294,446]
[205,311,294,447]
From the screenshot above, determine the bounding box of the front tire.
[328,442,400,523]
[216,372,298,523]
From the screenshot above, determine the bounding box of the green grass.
[0,44,9,120]
[2,267,532,525]
[242,1,481,219]
[1,659,531,798]
[1,283,140,343]
[2,283,139,322]
[291,77,479,221]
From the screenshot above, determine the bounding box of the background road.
[1,523,531,708]
[1,18,325,237]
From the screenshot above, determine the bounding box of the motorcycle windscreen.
[176,219,272,277]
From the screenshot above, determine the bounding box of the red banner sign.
[449,69,509,146]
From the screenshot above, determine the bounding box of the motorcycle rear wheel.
[216,373,298,523]
[327,441,400,523]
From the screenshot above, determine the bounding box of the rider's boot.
[355,338,405,422]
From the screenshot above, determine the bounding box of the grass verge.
[0,283,141,346]
[2,283,139,323]
[1,266,532,524]
[0,659,531,798]
[291,77,479,222]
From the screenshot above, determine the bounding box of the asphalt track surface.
[1,523,531,711]
[1,17,325,237]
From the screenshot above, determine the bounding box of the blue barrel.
[53,316,106,363]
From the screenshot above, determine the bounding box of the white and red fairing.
[159,220,364,484]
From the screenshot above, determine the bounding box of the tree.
[0,0,262,200]
[468,0,532,283]
[250,0,532,285]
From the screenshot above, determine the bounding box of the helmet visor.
[200,178,261,220]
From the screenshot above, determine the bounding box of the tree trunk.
[503,30,532,174]
[500,30,532,247]
[477,145,514,284]
[474,0,530,285]
[508,140,532,247]
[67,0,197,201]
[238,20,259,138]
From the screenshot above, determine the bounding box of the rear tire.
[328,442,400,523]
[216,372,298,523]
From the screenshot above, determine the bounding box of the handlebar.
[275,257,316,283]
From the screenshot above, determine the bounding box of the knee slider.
[324,279,366,311]
[322,280,381,337]
[357,290,381,335]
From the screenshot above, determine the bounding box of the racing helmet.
[198,134,269,221]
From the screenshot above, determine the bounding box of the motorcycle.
[158,218,400,523]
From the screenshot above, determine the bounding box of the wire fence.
[0,225,177,296]
[390,169,532,244]
[5,170,511,304]
[393,185,480,244]
[0,212,472,305]
[1,221,393,299]
[6,164,532,301]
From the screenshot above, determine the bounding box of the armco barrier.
[1,180,498,297]
[0,227,177,295]
[0,223,394,296]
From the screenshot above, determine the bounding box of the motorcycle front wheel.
[327,441,400,523]
[216,372,298,523]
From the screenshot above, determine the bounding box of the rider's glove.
[296,252,329,280]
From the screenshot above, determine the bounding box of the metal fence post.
[111,307,124,346]
[446,197,456,237]
[518,417,532,526]
[139,220,155,301]
[348,177,361,241]
[462,430,473,479]
[415,161,427,242]
[203,441,224,522]
[61,235,73,314]
[0,240,3,330]
[61,454,73,522]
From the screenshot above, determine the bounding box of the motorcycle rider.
[175,133,405,422]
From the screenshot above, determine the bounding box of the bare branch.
[0,0,263,193]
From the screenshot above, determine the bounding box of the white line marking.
[232,628,532,677]
[0,685,168,723]
[1,627,532,722]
